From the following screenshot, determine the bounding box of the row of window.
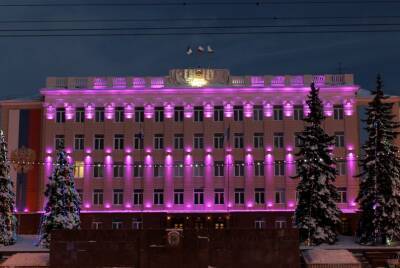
[55,104,346,123]
[55,132,346,151]
[91,218,287,230]
[74,160,347,178]
[87,187,348,206]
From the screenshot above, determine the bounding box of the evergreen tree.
[356,75,400,245]
[0,130,17,246]
[38,144,81,248]
[294,83,341,245]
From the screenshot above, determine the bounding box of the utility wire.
[0,29,399,37]
[0,15,399,24]
[0,1,399,7]
[1,23,400,32]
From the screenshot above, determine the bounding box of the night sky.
[0,0,399,99]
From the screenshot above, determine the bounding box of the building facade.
[1,69,364,232]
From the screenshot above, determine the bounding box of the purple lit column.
[204,152,213,209]
[83,155,92,209]
[104,155,113,209]
[124,155,133,209]
[285,150,296,209]
[265,152,274,209]
[346,150,358,209]
[164,153,173,209]
[245,152,254,208]
[184,153,193,209]
[225,153,233,209]
[144,154,153,209]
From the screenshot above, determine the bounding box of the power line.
[0,1,399,7]
[1,22,400,32]
[0,15,399,24]
[0,29,399,37]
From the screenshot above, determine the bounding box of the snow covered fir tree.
[0,129,17,246]
[356,75,400,245]
[38,143,81,248]
[293,82,341,245]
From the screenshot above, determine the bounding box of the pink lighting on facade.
[164,104,173,118]
[283,101,293,117]
[244,103,253,118]
[206,203,212,208]
[184,104,193,118]
[344,100,354,116]
[133,77,145,88]
[125,147,132,154]
[350,201,357,207]
[105,148,112,154]
[186,204,192,209]
[228,202,232,208]
[112,77,126,88]
[46,105,55,120]
[144,104,154,119]
[145,203,152,208]
[224,103,233,118]
[65,105,74,120]
[251,76,264,87]
[263,103,272,117]
[93,77,107,89]
[324,101,333,116]
[85,148,92,154]
[23,208,29,213]
[288,202,295,208]
[267,202,273,208]
[151,77,164,88]
[46,148,52,154]
[105,104,114,120]
[84,203,91,209]
[105,203,111,209]
[125,203,132,209]
[166,203,172,208]
[85,104,94,119]
[125,104,133,119]
[247,202,253,208]
[204,103,213,118]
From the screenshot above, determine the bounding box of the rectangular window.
[337,161,346,176]
[194,189,204,205]
[154,164,164,178]
[335,132,345,147]
[234,133,244,149]
[337,187,347,203]
[135,107,144,123]
[113,189,123,205]
[334,105,344,120]
[132,217,143,230]
[214,106,224,121]
[174,106,184,122]
[275,220,287,229]
[255,188,265,204]
[295,132,303,147]
[154,134,164,149]
[174,134,184,149]
[134,133,144,150]
[55,135,65,149]
[93,189,103,205]
[91,221,103,230]
[95,107,105,122]
[234,188,245,204]
[275,189,286,204]
[214,133,224,149]
[193,134,204,149]
[214,161,224,177]
[155,107,164,122]
[75,107,85,123]
[193,161,204,177]
[153,189,164,205]
[194,106,203,122]
[254,161,264,176]
[133,162,144,178]
[293,105,304,120]
[74,161,84,178]
[174,161,184,177]
[115,107,124,122]
[74,134,84,151]
[274,132,284,148]
[113,162,124,178]
[174,189,184,205]
[255,219,266,229]
[234,161,244,177]
[233,106,243,121]
[114,134,124,150]
[253,133,264,148]
[253,105,263,121]
[274,161,285,176]
[133,189,143,205]
[273,105,283,121]
[94,162,104,178]
[112,221,123,230]
[56,108,65,123]
[214,189,224,205]
[94,134,104,150]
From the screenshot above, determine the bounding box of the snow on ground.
[301,235,400,250]
[0,235,48,252]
